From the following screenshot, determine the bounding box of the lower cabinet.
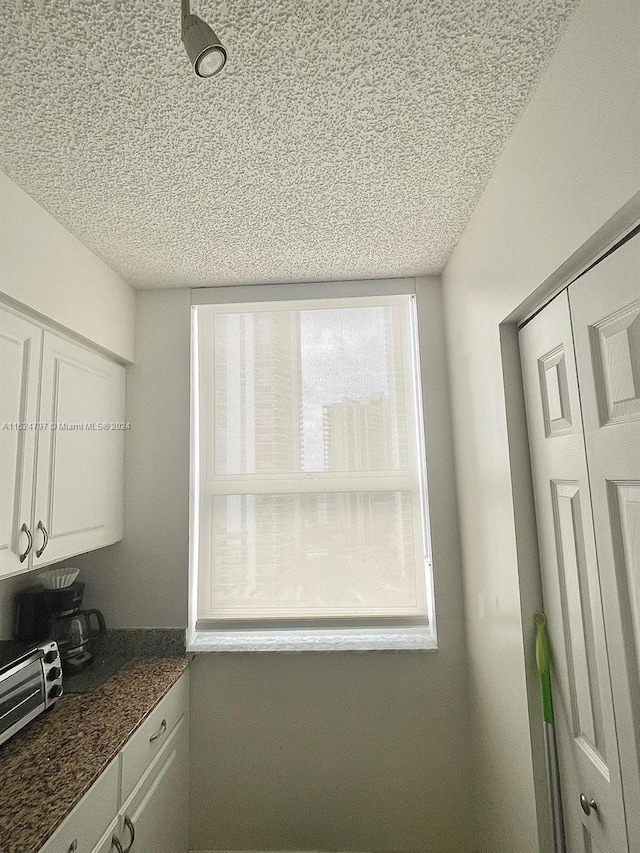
[39,672,189,853]
[115,717,189,853]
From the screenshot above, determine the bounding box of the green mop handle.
[535,612,566,853]
[535,612,553,724]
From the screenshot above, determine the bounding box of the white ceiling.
[0,0,579,289]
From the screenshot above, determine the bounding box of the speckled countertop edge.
[0,656,191,853]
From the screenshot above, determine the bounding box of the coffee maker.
[14,582,106,674]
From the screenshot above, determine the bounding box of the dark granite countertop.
[0,647,191,853]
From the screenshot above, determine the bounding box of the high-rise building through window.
[211,310,302,602]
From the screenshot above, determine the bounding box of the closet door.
[0,309,42,577]
[520,291,628,853]
[569,234,640,850]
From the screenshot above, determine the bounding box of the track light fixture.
[181,0,227,78]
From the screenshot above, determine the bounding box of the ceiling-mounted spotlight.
[181,0,227,78]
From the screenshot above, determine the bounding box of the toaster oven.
[0,640,63,747]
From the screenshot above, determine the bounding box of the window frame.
[188,280,437,652]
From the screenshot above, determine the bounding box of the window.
[189,292,435,650]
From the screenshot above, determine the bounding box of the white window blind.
[190,293,434,649]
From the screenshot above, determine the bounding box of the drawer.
[120,672,189,804]
[38,758,119,853]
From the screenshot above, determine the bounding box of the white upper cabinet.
[0,305,126,578]
[33,333,125,565]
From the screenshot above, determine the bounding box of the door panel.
[589,301,640,425]
[539,346,574,436]
[569,234,640,850]
[609,481,640,672]
[520,290,628,853]
[551,480,606,759]
[33,333,125,565]
[0,310,42,577]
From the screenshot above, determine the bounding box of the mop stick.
[535,612,566,853]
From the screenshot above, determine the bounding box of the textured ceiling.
[0,0,579,289]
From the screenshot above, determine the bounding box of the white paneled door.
[568,235,640,850]
[520,291,628,853]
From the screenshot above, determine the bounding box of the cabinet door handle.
[68,841,78,853]
[149,718,167,742]
[19,523,33,563]
[35,520,49,557]
[112,835,125,853]
[123,815,136,852]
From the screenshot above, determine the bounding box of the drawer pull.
[112,834,125,853]
[149,718,167,742]
[19,523,33,562]
[68,841,78,853]
[123,815,136,852]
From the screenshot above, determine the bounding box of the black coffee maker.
[14,582,106,674]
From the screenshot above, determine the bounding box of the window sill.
[186,626,437,652]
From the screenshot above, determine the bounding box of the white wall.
[190,648,473,853]
[74,288,192,628]
[0,171,135,362]
[77,278,477,852]
[442,0,640,850]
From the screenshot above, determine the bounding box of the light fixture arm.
[181,0,191,36]
[180,0,227,78]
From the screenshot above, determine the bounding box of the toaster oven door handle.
[0,688,41,721]
[35,520,49,558]
[19,523,33,563]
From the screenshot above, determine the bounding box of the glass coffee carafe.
[49,609,106,674]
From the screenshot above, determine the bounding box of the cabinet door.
[119,716,189,853]
[33,333,125,565]
[0,309,42,577]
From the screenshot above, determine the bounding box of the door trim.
[506,191,640,330]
